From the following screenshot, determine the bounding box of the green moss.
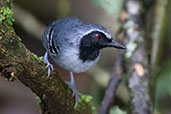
[35,96,47,110]
[5,0,13,4]
[18,42,22,48]
[14,64,23,73]
[31,53,43,63]
[17,37,22,41]
[9,27,15,32]
[77,94,95,114]
[1,28,5,33]
[17,37,23,48]
[8,75,15,81]
[0,7,14,26]
[79,94,93,103]
[35,96,42,105]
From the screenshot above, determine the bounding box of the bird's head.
[80,31,126,49]
[79,24,126,62]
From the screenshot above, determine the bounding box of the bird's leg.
[43,51,53,77]
[65,72,79,108]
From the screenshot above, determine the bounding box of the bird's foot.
[65,81,79,108]
[43,51,53,77]
[46,63,53,77]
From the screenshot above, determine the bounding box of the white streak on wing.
[47,26,58,54]
[50,30,56,54]
[47,27,51,41]
[49,30,54,46]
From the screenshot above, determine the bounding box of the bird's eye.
[95,34,103,40]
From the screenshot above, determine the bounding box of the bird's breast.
[50,48,101,73]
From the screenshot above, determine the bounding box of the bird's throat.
[79,46,100,62]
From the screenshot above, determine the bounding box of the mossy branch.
[0,1,93,114]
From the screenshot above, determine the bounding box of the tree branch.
[98,51,124,114]
[122,0,153,113]
[0,1,93,114]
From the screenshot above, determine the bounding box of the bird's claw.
[65,81,79,108]
[46,63,53,77]
[43,51,53,77]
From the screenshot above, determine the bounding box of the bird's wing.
[42,17,83,55]
[42,22,59,55]
[51,17,84,49]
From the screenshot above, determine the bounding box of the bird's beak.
[106,39,126,49]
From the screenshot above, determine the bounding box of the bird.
[42,16,126,108]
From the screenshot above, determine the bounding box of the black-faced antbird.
[42,16,126,107]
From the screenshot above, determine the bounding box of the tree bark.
[123,0,153,113]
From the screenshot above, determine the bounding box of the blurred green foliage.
[155,59,171,113]
[157,60,171,98]
[109,106,127,114]
[167,0,171,47]
[91,0,123,17]
[155,1,171,113]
